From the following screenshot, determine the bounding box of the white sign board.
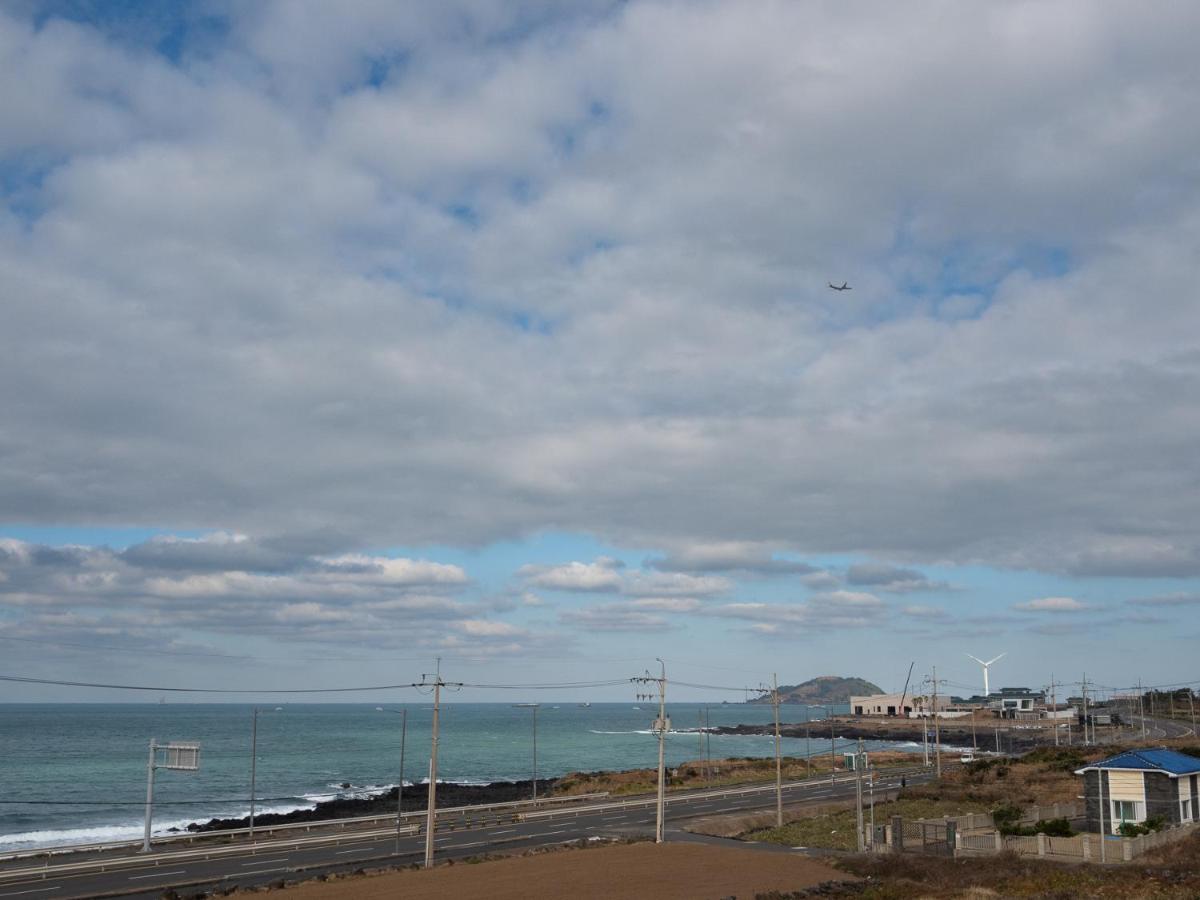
[161,742,201,770]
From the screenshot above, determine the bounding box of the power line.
[0,796,317,806]
[0,674,424,693]
[0,671,686,694]
[672,679,768,694]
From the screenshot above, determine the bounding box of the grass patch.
[747,797,991,851]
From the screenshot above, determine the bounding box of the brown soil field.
[255,842,855,900]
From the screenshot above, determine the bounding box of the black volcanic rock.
[185,779,555,833]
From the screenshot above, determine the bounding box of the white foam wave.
[0,813,206,852]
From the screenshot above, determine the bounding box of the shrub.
[1119,821,1149,837]
[1032,817,1075,837]
[992,803,1024,833]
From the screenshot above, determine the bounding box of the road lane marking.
[238,867,287,876]
[128,870,187,880]
[334,848,374,855]
[488,828,516,834]
[240,858,293,868]
[0,889,61,897]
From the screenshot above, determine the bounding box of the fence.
[885,805,1197,864]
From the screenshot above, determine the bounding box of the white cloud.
[901,604,949,620]
[1014,596,1089,613]
[518,558,624,592]
[708,590,886,632]
[558,607,671,632]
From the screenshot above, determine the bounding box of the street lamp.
[249,707,283,841]
[377,707,408,853]
[512,703,540,805]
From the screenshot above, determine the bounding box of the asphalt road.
[0,770,929,899]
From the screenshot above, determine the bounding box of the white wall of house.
[1107,770,1147,832]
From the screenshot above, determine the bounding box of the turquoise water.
[0,702,886,850]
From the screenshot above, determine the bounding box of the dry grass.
[554,751,918,798]
[244,841,858,900]
[837,831,1200,898]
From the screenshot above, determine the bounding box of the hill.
[748,675,882,705]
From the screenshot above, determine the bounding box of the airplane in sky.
[828,281,851,291]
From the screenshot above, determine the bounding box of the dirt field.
[256,842,856,900]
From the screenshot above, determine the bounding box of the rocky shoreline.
[183,778,556,833]
[713,721,1047,753]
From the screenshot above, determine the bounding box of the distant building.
[1075,748,1200,833]
[990,686,1045,719]
[851,692,951,717]
[850,693,912,716]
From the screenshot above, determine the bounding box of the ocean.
[0,702,911,851]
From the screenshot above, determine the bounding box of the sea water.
[0,702,892,851]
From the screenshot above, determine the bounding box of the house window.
[1112,800,1142,824]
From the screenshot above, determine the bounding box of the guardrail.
[0,824,425,884]
[0,792,610,864]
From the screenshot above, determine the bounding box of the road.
[0,770,929,899]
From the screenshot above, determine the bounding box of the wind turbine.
[966,652,1006,697]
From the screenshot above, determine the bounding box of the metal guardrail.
[0,824,425,883]
[0,792,610,864]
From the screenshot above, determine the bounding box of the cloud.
[0,536,541,655]
[901,604,950,620]
[708,590,886,632]
[1126,593,1200,608]
[845,564,953,593]
[558,607,671,632]
[1014,596,1090,613]
[518,558,624,592]
[2,2,1200,600]
[647,542,815,575]
[800,570,842,590]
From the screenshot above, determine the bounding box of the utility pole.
[143,739,158,853]
[1190,691,1197,737]
[248,706,282,840]
[931,669,942,778]
[397,709,407,853]
[705,706,712,782]
[1049,676,1059,746]
[633,659,669,843]
[868,768,875,844]
[759,674,783,828]
[804,719,811,778]
[854,737,865,852]
[829,706,836,783]
[922,711,930,766]
[1139,679,1147,739]
[421,659,462,869]
[249,712,258,840]
[1081,674,1090,746]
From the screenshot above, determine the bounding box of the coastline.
[713,719,1049,753]
[184,778,556,833]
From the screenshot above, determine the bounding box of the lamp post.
[512,703,541,805]
[249,707,282,840]
[377,707,408,853]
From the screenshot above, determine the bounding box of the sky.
[1,1,1199,704]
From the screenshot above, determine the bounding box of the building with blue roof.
[1075,748,1200,833]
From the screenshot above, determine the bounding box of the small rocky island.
[745,675,883,705]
